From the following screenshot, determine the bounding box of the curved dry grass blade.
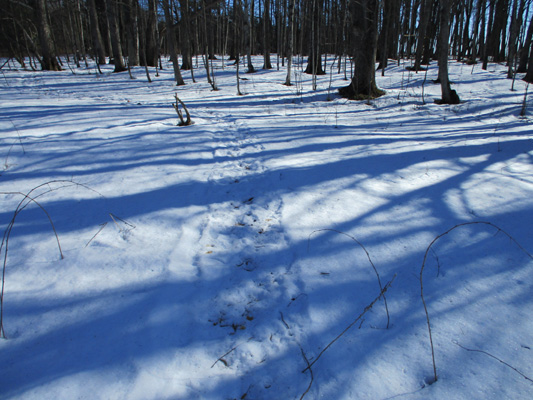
[308,229,391,328]
[420,221,533,383]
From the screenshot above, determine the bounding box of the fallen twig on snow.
[280,311,290,330]
[211,345,237,368]
[453,340,533,384]
[299,345,314,400]
[308,229,391,329]
[302,274,396,373]
[109,213,136,231]
[211,337,255,368]
[85,222,108,247]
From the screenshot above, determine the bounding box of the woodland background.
[2,0,533,88]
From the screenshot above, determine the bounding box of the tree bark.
[304,0,325,75]
[481,0,490,69]
[105,0,127,72]
[145,0,159,67]
[263,0,273,69]
[518,16,533,73]
[205,0,217,59]
[493,0,510,62]
[125,0,140,67]
[32,0,61,71]
[507,0,521,78]
[461,0,474,60]
[179,0,192,70]
[436,0,460,104]
[163,0,185,85]
[74,0,89,67]
[377,0,391,71]
[525,35,533,82]
[339,0,383,99]
[421,0,437,65]
[284,0,295,85]
[407,0,420,59]
[243,0,255,72]
[485,0,505,63]
[378,0,400,70]
[413,0,432,71]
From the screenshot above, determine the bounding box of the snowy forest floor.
[0,56,532,399]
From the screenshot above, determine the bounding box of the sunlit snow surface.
[0,57,532,399]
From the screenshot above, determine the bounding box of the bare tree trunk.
[74,0,89,67]
[67,5,81,67]
[525,19,533,83]
[470,0,483,62]
[339,0,383,99]
[138,5,152,82]
[179,0,192,70]
[491,0,510,62]
[105,0,127,72]
[507,0,521,78]
[421,0,437,65]
[284,0,295,85]
[436,0,460,104]
[126,0,140,67]
[407,0,420,59]
[145,0,159,67]
[235,0,243,95]
[275,0,281,69]
[413,0,431,71]
[461,0,474,60]
[524,49,533,82]
[32,0,61,71]
[203,0,217,60]
[378,0,391,73]
[305,0,325,75]
[228,0,240,61]
[263,0,273,69]
[163,0,185,85]
[484,0,497,67]
[481,0,490,69]
[243,0,255,72]
[517,14,533,72]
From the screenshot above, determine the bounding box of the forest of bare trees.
[2,0,533,101]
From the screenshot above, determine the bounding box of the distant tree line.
[1,0,533,98]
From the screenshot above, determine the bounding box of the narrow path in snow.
[196,109,289,311]
[178,108,303,395]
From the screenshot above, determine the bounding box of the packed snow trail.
[179,107,307,398]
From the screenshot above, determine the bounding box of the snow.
[1,56,532,399]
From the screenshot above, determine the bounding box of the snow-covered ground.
[0,56,532,399]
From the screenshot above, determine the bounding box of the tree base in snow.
[338,83,385,100]
[435,89,461,104]
[41,57,62,71]
[304,65,326,75]
[405,65,427,72]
